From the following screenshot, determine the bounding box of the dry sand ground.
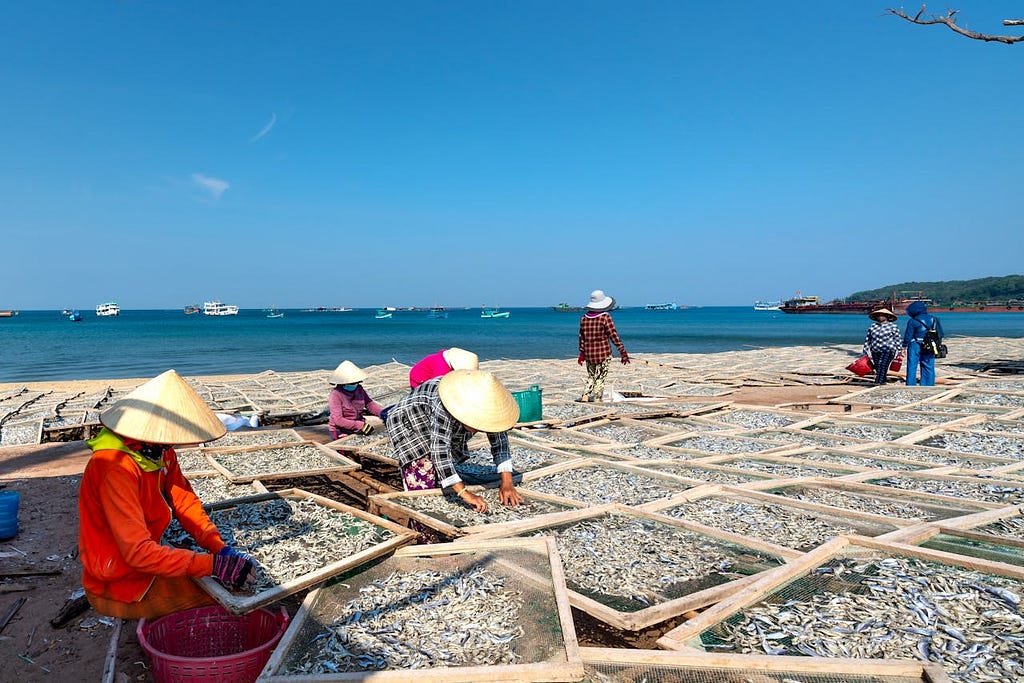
[0,340,1020,682]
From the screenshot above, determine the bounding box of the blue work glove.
[213,546,255,589]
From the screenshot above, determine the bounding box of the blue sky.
[2,2,1022,309]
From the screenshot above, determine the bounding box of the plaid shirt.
[863,321,902,355]
[385,377,511,489]
[579,312,627,363]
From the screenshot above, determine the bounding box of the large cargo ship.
[780,292,1024,315]
[778,295,883,315]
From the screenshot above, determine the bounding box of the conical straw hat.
[100,369,227,444]
[330,360,368,385]
[869,307,897,321]
[442,347,479,371]
[438,370,519,433]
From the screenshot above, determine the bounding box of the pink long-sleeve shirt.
[409,349,453,388]
[329,385,383,434]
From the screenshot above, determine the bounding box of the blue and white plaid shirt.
[864,321,902,355]
[385,377,511,489]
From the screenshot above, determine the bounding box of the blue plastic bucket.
[0,490,20,541]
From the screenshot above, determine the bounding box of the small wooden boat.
[266,309,284,318]
[481,307,510,318]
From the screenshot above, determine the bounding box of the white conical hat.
[330,360,368,385]
[438,370,519,433]
[100,369,227,444]
[442,347,479,371]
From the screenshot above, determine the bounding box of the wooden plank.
[100,618,122,683]
[206,441,360,484]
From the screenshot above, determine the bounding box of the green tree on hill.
[850,275,1024,306]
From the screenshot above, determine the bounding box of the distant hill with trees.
[850,275,1024,306]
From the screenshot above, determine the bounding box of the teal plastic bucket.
[0,490,20,541]
[511,385,543,423]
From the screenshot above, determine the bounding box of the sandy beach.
[1,338,1023,681]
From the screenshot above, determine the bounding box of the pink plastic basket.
[137,604,289,683]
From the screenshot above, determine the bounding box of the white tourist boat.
[95,302,120,317]
[753,300,782,311]
[203,301,239,316]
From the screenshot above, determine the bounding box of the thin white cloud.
[250,113,277,142]
[191,173,230,200]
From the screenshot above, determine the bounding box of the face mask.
[137,442,170,463]
[341,383,359,392]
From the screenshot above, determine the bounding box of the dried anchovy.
[748,430,866,449]
[645,464,769,485]
[517,428,598,446]
[920,433,1024,460]
[165,497,393,593]
[803,422,909,442]
[715,556,1024,683]
[710,410,798,430]
[175,449,215,473]
[543,403,609,422]
[855,410,964,425]
[794,449,923,471]
[869,475,1024,505]
[772,486,936,521]
[949,392,1024,408]
[864,445,1007,469]
[330,431,383,449]
[289,565,523,673]
[463,445,566,473]
[717,459,853,479]
[576,423,665,444]
[664,498,873,551]
[977,513,1024,540]
[0,422,40,446]
[968,380,1024,392]
[966,420,1024,436]
[188,476,263,504]
[211,443,346,477]
[523,465,682,506]
[642,416,731,432]
[204,430,299,448]
[396,489,570,527]
[844,388,947,406]
[663,435,777,455]
[603,444,695,461]
[534,514,780,609]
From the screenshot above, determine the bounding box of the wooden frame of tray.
[368,485,586,539]
[630,459,783,486]
[656,533,1024,654]
[951,415,1024,438]
[767,444,953,474]
[879,504,1024,563]
[258,537,583,682]
[838,469,1024,507]
[846,440,1016,470]
[578,646,952,682]
[639,483,915,540]
[789,413,935,444]
[567,417,679,445]
[461,503,801,631]
[645,431,796,456]
[200,428,305,451]
[924,386,1024,409]
[695,403,812,430]
[330,436,397,466]
[185,471,269,505]
[193,488,416,614]
[828,385,955,409]
[533,400,617,427]
[695,452,869,479]
[206,441,360,483]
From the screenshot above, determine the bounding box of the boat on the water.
[481,307,510,318]
[552,302,582,312]
[0,310,17,318]
[753,300,781,311]
[184,304,201,315]
[68,310,83,322]
[427,306,449,319]
[375,309,393,319]
[301,306,352,312]
[780,290,1024,315]
[96,302,120,317]
[203,301,239,316]
[266,308,284,319]
[644,302,679,311]
[778,294,882,315]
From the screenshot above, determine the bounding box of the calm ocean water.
[3,307,1024,383]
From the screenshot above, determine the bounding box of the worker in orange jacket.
[78,369,257,619]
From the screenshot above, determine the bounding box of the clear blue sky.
[2,2,1022,309]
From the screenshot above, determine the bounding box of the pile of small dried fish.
[793,449,922,472]
[517,428,600,446]
[204,430,298,448]
[869,475,1024,505]
[523,465,682,506]
[709,410,798,430]
[864,445,1005,469]
[712,556,1024,683]
[663,498,874,551]
[175,449,214,473]
[844,388,946,406]
[165,497,393,593]
[968,380,1024,392]
[664,435,777,455]
[210,443,345,477]
[645,464,767,486]
[977,513,1024,540]
[543,403,608,423]
[921,433,1024,460]
[462,445,566,473]
[856,410,962,425]
[536,515,777,608]
[965,420,1024,436]
[772,486,936,521]
[577,422,666,444]
[397,489,570,527]
[288,564,524,673]
[604,444,693,461]
[804,422,908,442]
[949,392,1024,408]
[715,459,851,479]
[188,476,262,504]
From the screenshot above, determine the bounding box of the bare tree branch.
[887,5,1024,44]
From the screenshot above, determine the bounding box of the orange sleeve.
[99,465,215,578]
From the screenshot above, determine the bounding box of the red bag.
[890,354,903,372]
[846,355,874,377]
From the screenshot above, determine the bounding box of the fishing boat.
[427,306,448,319]
[552,302,582,312]
[184,304,201,315]
[0,310,17,318]
[203,301,239,316]
[644,302,679,310]
[95,302,120,317]
[266,308,284,319]
[480,307,510,318]
[374,309,393,319]
[753,300,782,311]
[68,310,83,322]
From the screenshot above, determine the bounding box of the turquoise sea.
[3,307,1024,383]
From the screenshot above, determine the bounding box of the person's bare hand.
[499,484,524,507]
[461,490,488,513]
